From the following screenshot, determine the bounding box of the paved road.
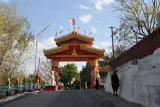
[1,90,143,107]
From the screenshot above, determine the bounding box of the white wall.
[105,48,160,107]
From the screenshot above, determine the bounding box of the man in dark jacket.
[95,78,99,90]
[111,70,120,96]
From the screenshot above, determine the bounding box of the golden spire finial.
[72,46,77,55]
[17,78,19,81]
[8,77,10,82]
[73,26,75,31]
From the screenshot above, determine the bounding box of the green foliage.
[114,23,137,45]
[80,62,91,88]
[27,74,36,82]
[0,3,34,80]
[114,0,160,45]
[98,55,111,67]
[74,73,80,81]
[59,63,78,87]
[9,71,25,84]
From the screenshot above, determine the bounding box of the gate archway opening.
[43,31,105,89]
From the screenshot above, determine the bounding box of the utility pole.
[35,25,50,73]
[109,26,115,59]
[38,57,40,71]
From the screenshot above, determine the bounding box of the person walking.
[111,70,120,96]
[95,78,99,90]
[85,81,88,90]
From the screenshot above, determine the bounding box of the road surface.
[1,90,143,107]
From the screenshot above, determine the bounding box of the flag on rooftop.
[69,18,75,25]
[77,27,80,29]
[84,30,86,35]
[55,32,57,37]
[67,27,70,31]
[59,30,63,34]
[89,32,92,35]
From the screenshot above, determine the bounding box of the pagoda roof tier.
[43,45,105,59]
[80,45,105,55]
[54,31,94,46]
[43,45,69,56]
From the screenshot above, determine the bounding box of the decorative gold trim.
[43,45,69,56]
[54,72,59,77]
[47,55,102,58]
[51,60,59,66]
[90,60,98,66]
[91,72,94,77]
[58,43,92,47]
[54,31,94,44]
[80,45,105,55]
[72,46,77,55]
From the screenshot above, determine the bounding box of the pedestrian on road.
[111,70,120,96]
[85,81,88,90]
[96,78,99,90]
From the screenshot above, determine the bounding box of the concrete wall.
[105,48,160,107]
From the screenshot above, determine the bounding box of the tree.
[59,63,78,87]
[98,55,111,67]
[39,59,52,83]
[10,71,26,84]
[0,3,34,79]
[114,0,160,44]
[80,62,91,88]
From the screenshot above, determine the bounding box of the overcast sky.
[0,0,120,74]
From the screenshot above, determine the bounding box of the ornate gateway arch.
[43,31,105,88]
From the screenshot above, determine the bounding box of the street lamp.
[35,25,50,73]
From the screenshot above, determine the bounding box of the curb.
[0,92,37,106]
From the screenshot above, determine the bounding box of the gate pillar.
[51,60,59,86]
[90,60,98,87]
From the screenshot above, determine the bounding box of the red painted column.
[51,60,59,86]
[90,60,98,87]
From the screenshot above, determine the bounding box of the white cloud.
[0,0,10,3]
[99,42,111,47]
[58,25,63,30]
[38,36,56,49]
[92,0,114,11]
[79,4,91,10]
[24,36,56,74]
[92,45,99,48]
[91,26,97,33]
[93,41,111,51]
[79,14,93,23]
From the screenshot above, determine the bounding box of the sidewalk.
[92,90,144,107]
[0,91,37,106]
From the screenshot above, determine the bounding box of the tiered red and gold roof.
[43,31,105,61]
[54,31,94,46]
